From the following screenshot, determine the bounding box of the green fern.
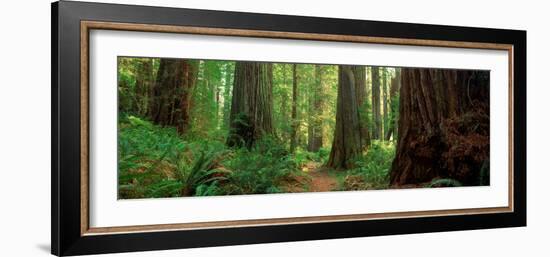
[176,149,230,196]
[427,178,463,188]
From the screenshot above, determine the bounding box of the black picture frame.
[51,1,526,256]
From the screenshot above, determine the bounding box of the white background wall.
[0,0,547,256]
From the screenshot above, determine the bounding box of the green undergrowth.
[336,140,396,191]
[118,115,398,199]
[118,115,304,199]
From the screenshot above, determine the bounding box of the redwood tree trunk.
[371,66,381,140]
[222,62,234,129]
[227,61,274,148]
[149,59,198,134]
[308,65,324,152]
[327,65,362,169]
[382,68,388,139]
[384,68,400,141]
[352,66,370,148]
[290,64,299,152]
[389,68,490,186]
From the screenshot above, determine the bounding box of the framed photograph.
[52,1,526,256]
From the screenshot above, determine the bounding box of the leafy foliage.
[426,178,463,188]
[117,57,483,199]
[338,140,396,190]
[118,115,303,198]
[118,114,183,198]
[222,136,299,195]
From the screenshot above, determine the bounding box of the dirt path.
[302,162,339,192]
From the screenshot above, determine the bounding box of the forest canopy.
[117,57,490,199]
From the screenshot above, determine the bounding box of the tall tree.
[327,65,362,169]
[371,66,381,139]
[149,58,198,134]
[352,66,370,148]
[227,61,274,148]
[390,68,490,186]
[385,68,400,141]
[308,65,324,152]
[290,64,299,152]
[382,68,388,140]
[194,61,227,133]
[272,64,291,144]
[134,58,154,116]
[221,62,235,129]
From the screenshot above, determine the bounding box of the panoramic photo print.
[117,57,490,199]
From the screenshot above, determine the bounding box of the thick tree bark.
[227,61,274,148]
[390,68,490,186]
[327,65,362,169]
[290,64,299,152]
[279,65,290,143]
[385,68,400,141]
[308,65,324,152]
[352,66,370,148]
[371,66,381,140]
[222,62,234,129]
[149,58,198,134]
[382,68,388,139]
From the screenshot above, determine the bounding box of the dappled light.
[117,57,490,199]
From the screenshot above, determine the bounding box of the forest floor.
[118,114,397,199]
[282,161,339,193]
[301,162,339,192]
